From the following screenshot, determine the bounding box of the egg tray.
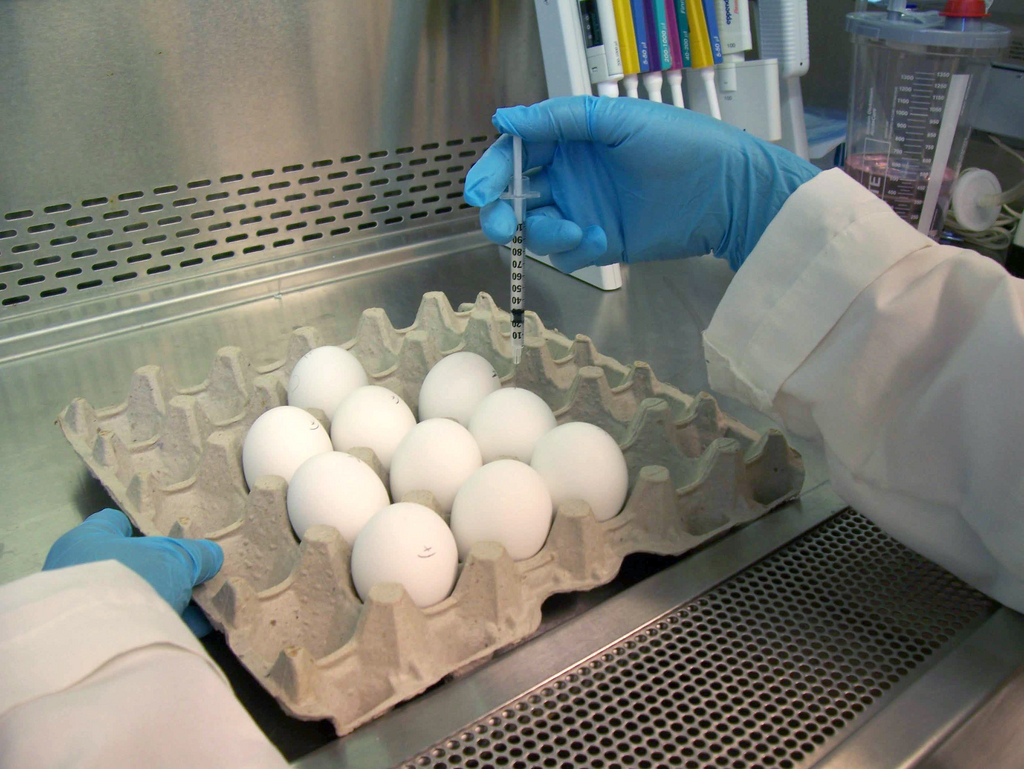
[58,291,804,737]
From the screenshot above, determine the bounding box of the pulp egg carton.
[59,291,804,736]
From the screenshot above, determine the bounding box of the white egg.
[350,502,459,608]
[418,351,500,425]
[531,422,629,522]
[242,406,333,488]
[389,418,483,513]
[450,460,553,561]
[469,387,557,463]
[286,452,391,542]
[287,346,368,417]
[330,385,416,470]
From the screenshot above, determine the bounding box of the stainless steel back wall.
[0,0,547,317]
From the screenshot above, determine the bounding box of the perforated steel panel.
[0,136,491,311]
[0,0,550,326]
[402,511,996,769]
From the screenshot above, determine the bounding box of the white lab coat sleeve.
[0,560,287,768]
[704,168,1024,612]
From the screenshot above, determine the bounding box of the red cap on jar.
[941,0,989,18]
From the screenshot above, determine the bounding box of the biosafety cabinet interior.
[3,2,1024,768]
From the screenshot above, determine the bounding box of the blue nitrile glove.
[43,509,223,636]
[464,96,820,272]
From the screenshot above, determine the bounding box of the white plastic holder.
[531,0,624,292]
[687,59,782,142]
[757,0,810,159]
[510,250,624,291]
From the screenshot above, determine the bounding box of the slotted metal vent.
[403,511,995,769]
[0,135,493,312]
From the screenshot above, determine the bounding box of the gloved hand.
[464,96,820,272]
[43,509,223,636]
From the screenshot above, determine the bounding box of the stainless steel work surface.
[3,232,1022,766]
[0,233,829,584]
[6,0,1020,764]
[0,0,546,328]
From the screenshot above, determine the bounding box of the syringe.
[500,135,537,367]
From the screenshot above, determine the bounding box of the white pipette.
[500,135,538,366]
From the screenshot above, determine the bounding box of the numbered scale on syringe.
[510,221,525,348]
[500,134,537,365]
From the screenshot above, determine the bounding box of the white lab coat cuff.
[0,560,224,717]
[704,168,933,412]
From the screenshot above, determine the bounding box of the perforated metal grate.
[402,511,995,769]
[0,136,492,311]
